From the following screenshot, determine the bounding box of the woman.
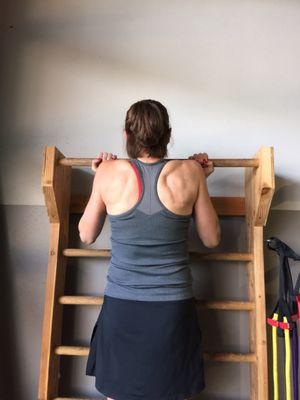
[79,99,221,400]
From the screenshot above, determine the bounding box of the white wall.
[1,0,300,208]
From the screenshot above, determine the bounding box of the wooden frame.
[39,145,275,400]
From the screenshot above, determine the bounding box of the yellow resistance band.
[283,316,292,400]
[272,313,279,400]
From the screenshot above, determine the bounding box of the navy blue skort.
[86,295,205,400]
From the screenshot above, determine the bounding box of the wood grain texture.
[39,146,72,400]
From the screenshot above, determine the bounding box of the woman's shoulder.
[160,159,200,202]
[96,158,133,175]
[164,158,203,176]
[93,159,133,190]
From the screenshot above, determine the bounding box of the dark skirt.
[86,294,205,400]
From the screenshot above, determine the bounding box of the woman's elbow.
[79,234,95,245]
[204,226,221,248]
[78,223,95,245]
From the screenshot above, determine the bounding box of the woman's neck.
[137,156,163,164]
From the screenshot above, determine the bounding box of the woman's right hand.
[188,153,214,177]
[91,151,118,173]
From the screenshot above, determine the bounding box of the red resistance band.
[267,296,300,330]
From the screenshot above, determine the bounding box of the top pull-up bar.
[58,157,260,168]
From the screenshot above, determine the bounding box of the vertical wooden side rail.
[245,146,275,400]
[38,146,72,400]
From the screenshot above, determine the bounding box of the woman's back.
[84,100,212,398]
[103,158,199,301]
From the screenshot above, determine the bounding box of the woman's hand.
[92,151,118,172]
[188,152,214,177]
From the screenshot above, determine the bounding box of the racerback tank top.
[104,158,194,301]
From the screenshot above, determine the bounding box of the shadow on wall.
[0,1,29,397]
[0,185,24,399]
[271,175,300,210]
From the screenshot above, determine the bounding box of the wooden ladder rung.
[196,300,255,311]
[204,352,257,363]
[62,248,253,261]
[58,295,255,311]
[54,398,101,400]
[59,157,260,168]
[54,346,256,363]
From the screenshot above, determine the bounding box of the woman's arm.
[192,162,221,248]
[78,151,117,244]
[78,163,107,245]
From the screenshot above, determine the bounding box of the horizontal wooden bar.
[70,195,245,216]
[196,300,255,311]
[203,352,256,362]
[54,345,256,363]
[54,398,101,400]
[189,251,253,261]
[55,346,89,356]
[211,196,245,216]
[54,398,100,400]
[62,248,253,261]
[58,296,254,311]
[51,397,103,400]
[59,296,104,305]
[62,248,111,257]
[59,157,259,168]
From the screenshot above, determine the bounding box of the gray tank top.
[104,158,194,301]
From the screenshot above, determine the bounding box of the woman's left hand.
[188,152,214,178]
[92,151,118,172]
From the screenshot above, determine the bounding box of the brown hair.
[124,99,172,159]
